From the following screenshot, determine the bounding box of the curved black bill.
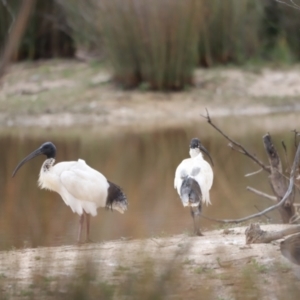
[200,145,214,166]
[12,148,43,177]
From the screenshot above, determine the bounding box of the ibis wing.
[174,158,191,192]
[193,159,213,205]
[194,160,213,189]
[58,159,109,204]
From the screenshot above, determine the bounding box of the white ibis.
[12,142,128,243]
[174,138,214,236]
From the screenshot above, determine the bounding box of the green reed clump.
[59,0,300,91]
[96,0,202,90]
[3,0,300,87]
[198,0,300,66]
[56,0,103,59]
[198,0,264,66]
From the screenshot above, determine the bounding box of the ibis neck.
[42,158,55,172]
[189,148,202,158]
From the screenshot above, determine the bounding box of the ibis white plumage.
[174,138,214,236]
[12,142,128,243]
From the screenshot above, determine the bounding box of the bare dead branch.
[254,205,271,221]
[289,213,300,224]
[282,140,287,154]
[1,0,15,33]
[202,109,270,173]
[0,0,36,80]
[275,0,300,10]
[290,0,300,9]
[201,141,300,224]
[245,169,263,177]
[292,129,300,148]
[246,186,277,202]
[245,223,300,244]
[282,140,290,171]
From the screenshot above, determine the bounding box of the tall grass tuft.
[60,0,202,90]
[99,0,202,90]
[56,0,103,60]
[3,0,300,87]
[199,0,264,66]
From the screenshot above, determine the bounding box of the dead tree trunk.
[263,134,295,223]
[202,110,299,225]
[245,223,300,244]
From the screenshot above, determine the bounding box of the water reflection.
[0,116,299,250]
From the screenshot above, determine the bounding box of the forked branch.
[202,109,270,173]
[201,140,300,224]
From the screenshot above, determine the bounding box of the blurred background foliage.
[1,0,300,89]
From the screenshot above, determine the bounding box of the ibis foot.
[84,238,94,244]
[195,229,204,236]
[76,238,94,245]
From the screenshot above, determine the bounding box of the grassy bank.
[0,225,299,299]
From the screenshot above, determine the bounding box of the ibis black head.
[12,142,56,177]
[189,138,214,166]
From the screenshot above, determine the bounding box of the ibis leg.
[190,205,203,236]
[84,212,93,243]
[77,213,85,243]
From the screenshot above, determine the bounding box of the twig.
[281,140,290,171]
[1,0,15,33]
[292,129,300,148]
[245,169,263,177]
[202,109,270,173]
[201,141,300,224]
[275,0,300,10]
[289,213,300,224]
[246,186,277,202]
[254,205,271,221]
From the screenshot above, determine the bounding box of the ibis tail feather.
[180,177,202,207]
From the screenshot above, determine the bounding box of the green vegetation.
[0,249,299,300]
[61,0,202,90]
[194,265,214,275]
[0,0,73,59]
[250,258,269,274]
[2,0,300,90]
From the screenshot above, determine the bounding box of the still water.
[0,114,299,250]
